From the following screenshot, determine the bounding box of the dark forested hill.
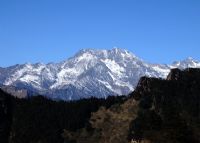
[63,68,200,143]
[128,68,200,143]
[0,90,12,143]
[0,90,126,143]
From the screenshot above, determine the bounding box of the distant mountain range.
[0,48,200,100]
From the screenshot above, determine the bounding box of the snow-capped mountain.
[0,48,199,100]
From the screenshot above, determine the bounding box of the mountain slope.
[0,48,200,100]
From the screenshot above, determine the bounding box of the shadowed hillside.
[63,68,200,143]
[0,90,13,143]
[128,68,200,143]
[0,91,126,143]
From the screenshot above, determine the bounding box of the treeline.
[0,89,126,143]
[0,90,13,143]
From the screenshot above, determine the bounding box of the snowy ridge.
[0,48,200,100]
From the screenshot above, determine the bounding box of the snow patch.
[102,59,125,76]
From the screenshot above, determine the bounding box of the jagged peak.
[171,57,200,69]
[111,47,127,53]
[181,57,197,63]
[186,56,194,60]
[73,48,138,61]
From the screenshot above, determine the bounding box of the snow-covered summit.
[171,57,200,69]
[0,48,199,100]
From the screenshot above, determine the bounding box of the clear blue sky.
[0,0,200,67]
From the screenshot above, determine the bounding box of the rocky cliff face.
[0,85,28,99]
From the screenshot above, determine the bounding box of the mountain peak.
[110,47,138,59]
[73,48,137,61]
[1,48,200,100]
[181,57,199,64]
[111,47,127,53]
[171,57,200,69]
[186,57,194,61]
